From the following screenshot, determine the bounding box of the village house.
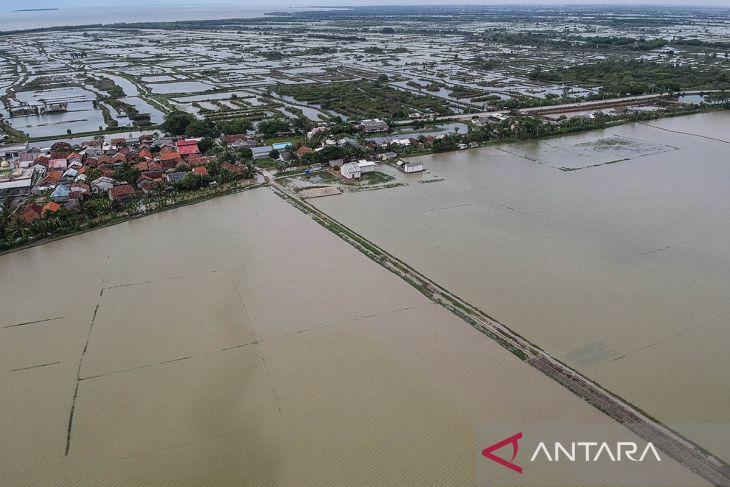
[110,138,126,151]
[396,159,424,173]
[360,119,389,133]
[296,146,314,159]
[50,184,71,203]
[0,143,28,161]
[166,172,187,184]
[0,176,33,202]
[83,139,105,157]
[176,139,200,156]
[251,146,274,160]
[272,142,294,152]
[357,160,377,173]
[340,162,362,180]
[159,151,182,170]
[108,183,135,202]
[91,176,117,193]
[41,201,61,215]
[306,126,328,141]
[48,158,68,171]
[22,203,43,224]
[137,174,166,193]
[222,134,256,149]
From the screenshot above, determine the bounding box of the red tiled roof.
[184,154,213,166]
[111,153,127,164]
[22,204,43,223]
[177,142,200,155]
[42,202,61,214]
[159,152,181,162]
[39,170,63,186]
[297,146,314,157]
[135,161,150,172]
[109,184,135,199]
[223,134,250,144]
[221,162,244,174]
[191,166,208,176]
[145,170,165,180]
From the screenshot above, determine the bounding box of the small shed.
[396,160,424,173]
[251,146,274,160]
[340,162,361,180]
[357,160,377,174]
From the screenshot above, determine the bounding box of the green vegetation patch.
[530,59,730,96]
[273,80,453,120]
[360,171,395,185]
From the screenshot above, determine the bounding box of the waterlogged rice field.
[0,190,706,486]
[313,112,730,461]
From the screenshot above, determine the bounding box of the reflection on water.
[313,111,730,460]
[0,190,706,486]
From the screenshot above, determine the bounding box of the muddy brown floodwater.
[0,188,708,486]
[314,111,730,462]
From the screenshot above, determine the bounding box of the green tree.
[113,163,141,185]
[185,120,216,138]
[218,118,253,135]
[257,118,290,137]
[197,137,216,154]
[161,111,197,135]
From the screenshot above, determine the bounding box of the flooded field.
[0,189,706,486]
[313,111,730,461]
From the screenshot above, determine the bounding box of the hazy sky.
[8,0,730,7]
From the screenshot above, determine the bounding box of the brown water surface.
[0,188,707,486]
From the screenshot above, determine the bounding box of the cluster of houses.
[0,113,436,224]
[336,158,423,179]
[0,134,241,223]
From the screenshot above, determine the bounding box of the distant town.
[1,4,730,250]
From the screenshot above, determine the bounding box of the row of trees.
[160,111,295,138]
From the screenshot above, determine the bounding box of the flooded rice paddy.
[0,189,706,486]
[313,111,730,461]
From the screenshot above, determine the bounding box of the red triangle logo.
[482,432,523,474]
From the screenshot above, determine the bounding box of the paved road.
[434,94,668,122]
